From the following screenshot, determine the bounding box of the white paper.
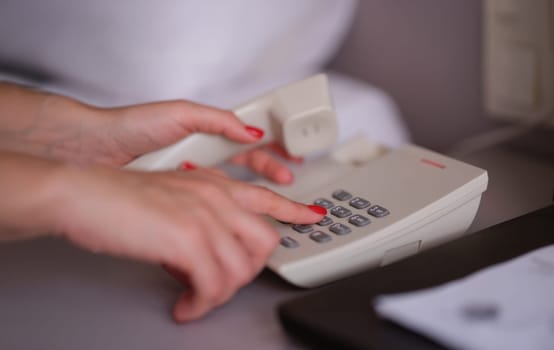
[374,245,554,350]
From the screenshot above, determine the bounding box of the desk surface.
[0,146,553,350]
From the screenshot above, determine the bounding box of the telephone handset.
[126,75,488,288]
[125,74,337,171]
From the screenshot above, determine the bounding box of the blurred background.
[1,0,551,156]
[329,0,553,155]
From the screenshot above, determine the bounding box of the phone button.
[349,214,371,227]
[349,197,370,209]
[280,237,300,248]
[332,190,353,201]
[309,231,332,243]
[329,223,352,236]
[317,216,333,226]
[330,206,352,218]
[368,205,390,218]
[314,198,334,209]
[292,224,314,233]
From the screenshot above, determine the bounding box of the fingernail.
[308,205,327,215]
[178,161,197,171]
[245,125,264,139]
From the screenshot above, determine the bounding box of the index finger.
[230,184,326,224]
[176,101,264,144]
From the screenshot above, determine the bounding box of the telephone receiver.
[125,74,338,171]
[125,74,488,288]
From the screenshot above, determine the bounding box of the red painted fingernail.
[308,205,327,215]
[178,161,197,171]
[245,125,264,139]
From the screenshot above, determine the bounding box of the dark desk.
[0,146,552,349]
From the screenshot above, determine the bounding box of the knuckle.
[257,228,280,255]
[218,110,242,131]
[181,222,204,241]
[231,264,253,287]
[257,188,283,213]
[201,278,224,305]
[194,181,227,199]
[262,155,279,174]
[223,110,239,122]
[252,151,272,173]
[252,185,277,201]
[168,227,201,264]
[267,231,281,251]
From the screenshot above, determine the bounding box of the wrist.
[36,94,110,164]
[0,82,108,164]
[39,159,80,237]
[0,152,77,240]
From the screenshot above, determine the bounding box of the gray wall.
[329,0,498,152]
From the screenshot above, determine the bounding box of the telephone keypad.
[330,206,352,218]
[281,190,391,249]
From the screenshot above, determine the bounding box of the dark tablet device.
[278,204,554,350]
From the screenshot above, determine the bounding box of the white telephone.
[126,74,488,288]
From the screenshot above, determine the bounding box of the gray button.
[317,216,333,226]
[309,231,332,243]
[329,223,351,235]
[292,224,313,233]
[280,236,299,248]
[349,197,370,209]
[314,198,334,209]
[349,214,371,227]
[330,206,352,218]
[332,190,352,201]
[368,205,390,218]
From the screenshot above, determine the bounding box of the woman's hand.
[99,101,301,184]
[0,82,296,183]
[0,82,321,322]
[0,152,326,322]
[58,165,325,322]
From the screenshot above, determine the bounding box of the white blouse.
[0,0,409,145]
